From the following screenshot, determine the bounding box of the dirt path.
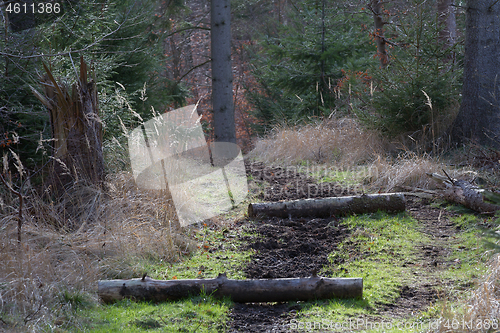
[227,162,466,332]
[377,198,462,318]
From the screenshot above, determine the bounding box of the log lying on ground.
[98,274,362,303]
[248,193,406,218]
[427,172,500,214]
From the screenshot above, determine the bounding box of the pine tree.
[0,0,187,170]
[247,0,375,129]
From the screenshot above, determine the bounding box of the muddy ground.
[226,162,467,332]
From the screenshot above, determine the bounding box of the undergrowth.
[0,168,193,331]
[247,117,385,168]
[2,116,500,332]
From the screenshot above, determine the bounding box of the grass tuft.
[247,117,385,168]
[464,254,500,331]
[0,171,194,331]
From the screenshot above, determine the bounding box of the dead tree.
[32,57,104,193]
[428,172,500,214]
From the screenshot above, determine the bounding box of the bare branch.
[490,0,500,11]
[177,59,211,82]
[165,25,211,38]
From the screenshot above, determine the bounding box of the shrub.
[353,0,463,140]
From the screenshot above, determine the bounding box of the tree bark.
[211,0,236,144]
[437,0,456,49]
[450,0,500,147]
[33,57,104,193]
[370,0,389,68]
[98,274,363,303]
[442,180,500,214]
[248,193,406,218]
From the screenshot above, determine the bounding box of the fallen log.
[248,193,406,218]
[427,172,500,214]
[98,274,362,303]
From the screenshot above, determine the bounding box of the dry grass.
[433,254,500,333]
[247,117,385,168]
[369,152,472,193]
[463,254,500,331]
[1,114,494,331]
[0,172,195,332]
[247,117,475,193]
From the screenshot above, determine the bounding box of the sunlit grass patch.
[292,212,426,326]
[333,213,427,305]
[299,163,375,187]
[82,296,231,333]
[141,226,254,281]
[438,215,492,296]
[247,118,384,167]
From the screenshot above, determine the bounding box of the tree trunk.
[437,0,456,49]
[370,0,388,68]
[33,57,104,193]
[248,193,406,218]
[98,274,363,303]
[6,0,35,32]
[450,1,500,147]
[427,173,500,214]
[442,180,500,214]
[211,0,236,144]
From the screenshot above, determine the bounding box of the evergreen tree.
[364,0,463,138]
[247,0,375,130]
[0,0,187,170]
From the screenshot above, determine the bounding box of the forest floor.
[4,158,494,332]
[225,161,493,332]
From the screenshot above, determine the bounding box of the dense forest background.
[7,2,500,332]
[0,0,465,176]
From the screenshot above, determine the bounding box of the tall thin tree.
[211,0,236,144]
[451,0,500,147]
[370,0,389,68]
[437,0,456,48]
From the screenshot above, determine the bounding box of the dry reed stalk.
[463,254,500,331]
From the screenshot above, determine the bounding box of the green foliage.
[37,0,189,132]
[247,1,376,130]
[0,0,188,171]
[355,0,463,138]
[81,297,231,332]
